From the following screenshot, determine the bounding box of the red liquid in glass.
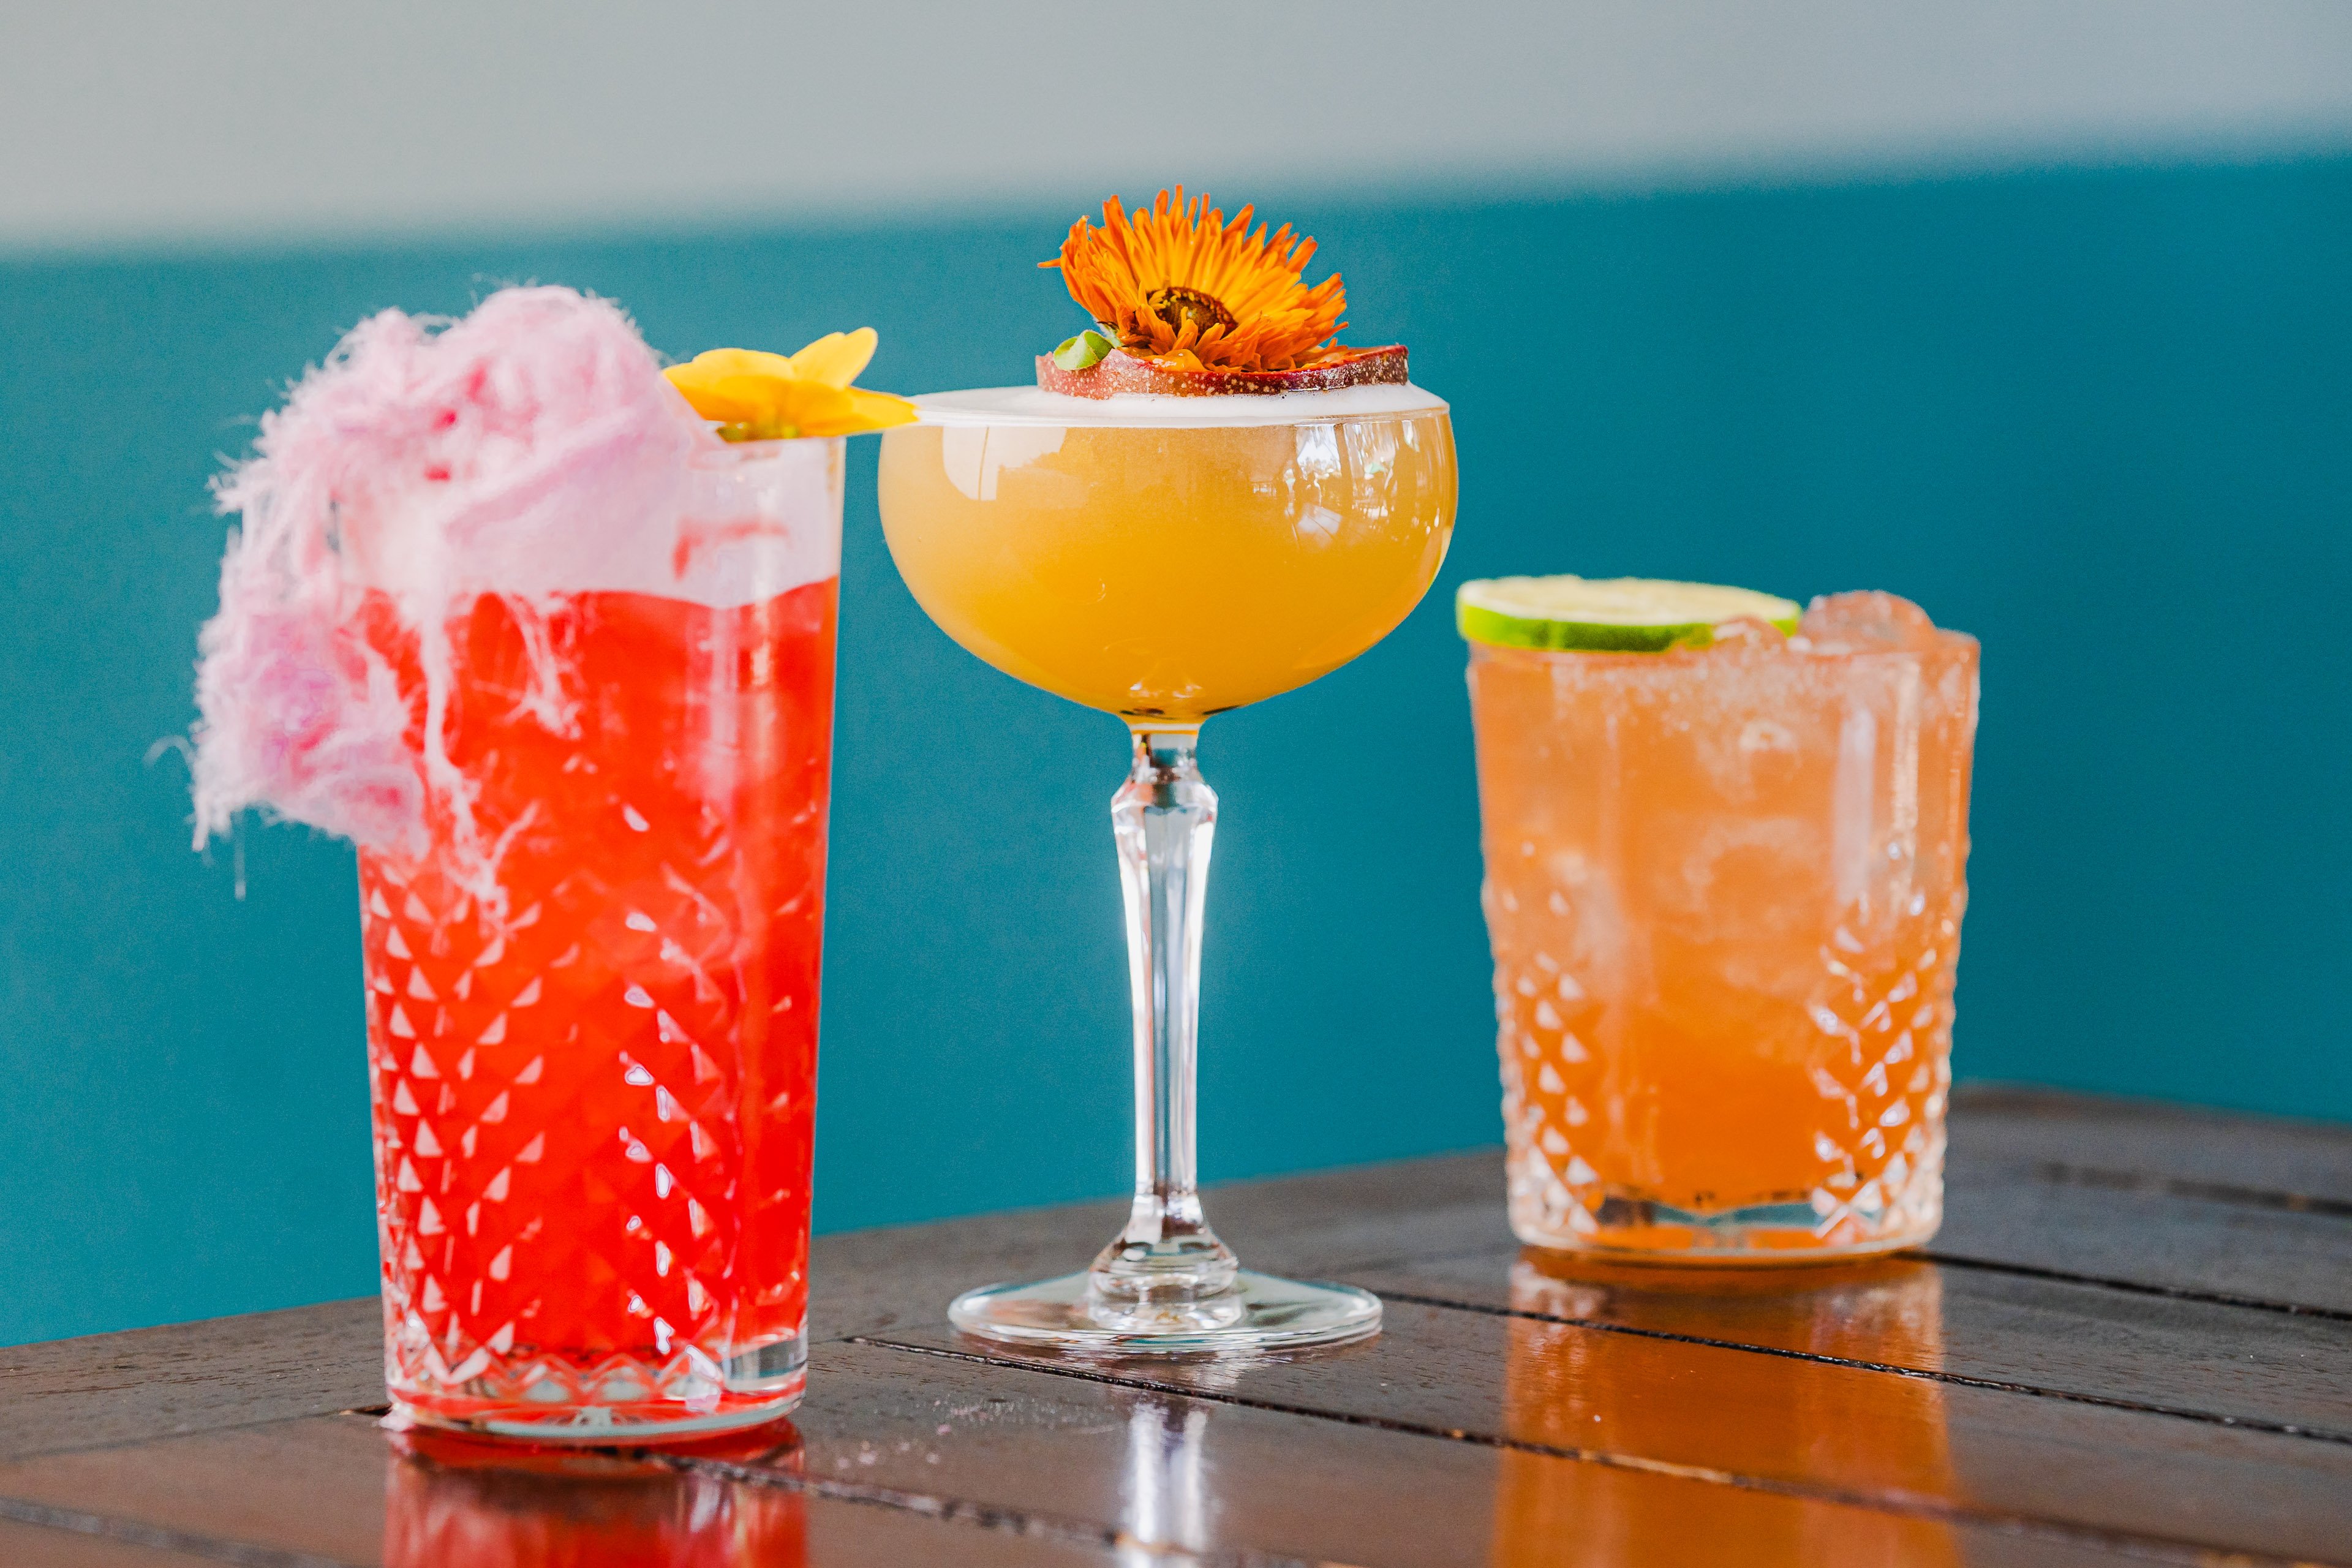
[357,580,835,1433]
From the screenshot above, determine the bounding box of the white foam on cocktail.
[190,285,839,899]
[911,383,1449,428]
[516,438,840,608]
[333,434,842,611]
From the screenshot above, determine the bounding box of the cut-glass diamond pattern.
[353,582,834,1427]
[1476,596,1977,1256]
[1496,882,1963,1253]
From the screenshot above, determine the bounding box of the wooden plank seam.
[845,1335,2336,1568]
[1923,1253,2352,1323]
[1364,1287,2352,1445]
[660,1452,1342,1568]
[0,1491,360,1568]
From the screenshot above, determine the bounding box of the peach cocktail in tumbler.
[189,289,913,1437]
[1461,578,1978,1260]
[877,189,1458,1349]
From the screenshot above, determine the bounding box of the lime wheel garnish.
[1457,576,1801,651]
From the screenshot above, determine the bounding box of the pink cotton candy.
[191,598,421,851]
[189,285,715,884]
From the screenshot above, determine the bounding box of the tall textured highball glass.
[189,288,912,1439]
[878,386,1458,1349]
[1466,592,1978,1261]
[359,438,843,1435]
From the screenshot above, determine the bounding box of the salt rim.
[912,382,1449,429]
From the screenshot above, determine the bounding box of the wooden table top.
[2,1087,2348,1567]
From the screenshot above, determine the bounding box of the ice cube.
[1800,592,1940,651]
[1703,615,1790,652]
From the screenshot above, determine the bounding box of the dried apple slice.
[1036,344,1408,398]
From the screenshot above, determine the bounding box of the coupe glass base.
[948,1269,1382,1352]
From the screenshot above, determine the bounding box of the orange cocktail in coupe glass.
[1460,578,1978,1261]
[878,190,1458,1350]
[190,290,913,1439]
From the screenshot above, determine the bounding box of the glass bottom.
[388,1338,806,1444]
[1510,1195,1939,1265]
[949,1269,1382,1352]
[1505,1137,1945,1264]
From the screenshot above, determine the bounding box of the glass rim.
[903,382,1451,431]
[1462,626,1981,658]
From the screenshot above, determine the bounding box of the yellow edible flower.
[664,328,918,440]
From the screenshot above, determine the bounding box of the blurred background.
[2,1,2348,1348]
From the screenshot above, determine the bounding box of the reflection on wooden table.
[2,1095,2343,1564]
[1117,1397,1212,1562]
[384,1421,807,1567]
[1495,1251,1958,1566]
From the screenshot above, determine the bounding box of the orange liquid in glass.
[876,415,1457,720]
[358,581,834,1428]
[1469,599,1977,1258]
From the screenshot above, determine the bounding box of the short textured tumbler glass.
[361,439,844,1436]
[1465,591,1979,1261]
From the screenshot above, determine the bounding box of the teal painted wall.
[2,160,2347,1346]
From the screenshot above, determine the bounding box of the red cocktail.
[360,578,835,1434]
[187,288,908,1438]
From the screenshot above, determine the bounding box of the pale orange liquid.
[876,414,1457,720]
[1469,600,1978,1258]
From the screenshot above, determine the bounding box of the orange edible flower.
[1046,188,1349,374]
[665,328,917,441]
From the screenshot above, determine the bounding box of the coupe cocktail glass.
[1467,593,1978,1260]
[878,390,1457,1349]
[362,439,842,1434]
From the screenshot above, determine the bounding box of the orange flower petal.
[786,328,878,390]
[1046,187,1349,372]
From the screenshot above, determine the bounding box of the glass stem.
[1091,728,1241,1306]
